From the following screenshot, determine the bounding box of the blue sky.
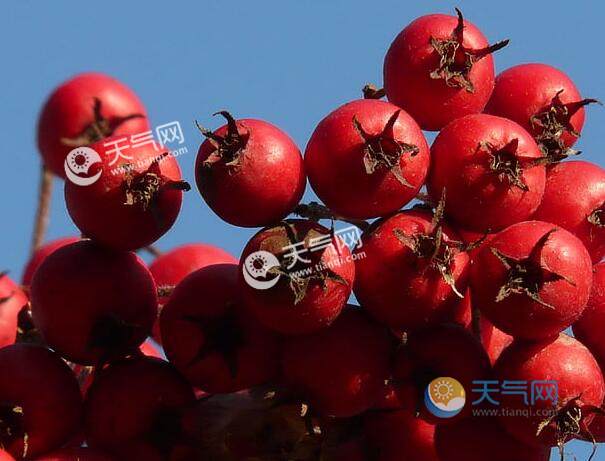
[1,1,603,458]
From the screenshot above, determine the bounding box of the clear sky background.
[1,1,604,459]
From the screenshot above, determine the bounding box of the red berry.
[0,344,82,459]
[364,410,438,461]
[195,112,305,227]
[0,273,28,348]
[30,240,158,364]
[21,237,80,286]
[32,447,114,461]
[485,63,598,162]
[282,309,392,417]
[238,220,355,335]
[0,451,14,461]
[149,243,237,305]
[37,73,148,178]
[161,264,279,393]
[393,324,491,422]
[495,334,605,448]
[65,137,188,251]
[534,161,605,263]
[435,417,550,461]
[471,221,593,340]
[384,9,508,130]
[573,262,605,364]
[148,243,237,342]
[304,99,429,219]
[428,114,546,233]
[84,357,195,461]
[354,208,470,330]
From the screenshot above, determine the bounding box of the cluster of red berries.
[1,8,604,461]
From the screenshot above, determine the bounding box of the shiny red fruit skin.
[495,334,605,447]
[84,357,195,461]
[161,264,279,393]
[485,63,587,149]
[384,13,496,131]
[282,309,392,417]
[393,324,491,422]
[238,220,354,335]
[304,99,429,219]
[534,161,605,263]
[195,119,305,227]
[33,447,114,461]
[65,136,184,251]
[21,237,80,285]
[471,221,593,340]
[30,240,158,365]
[573,262,605,363]
[0,344,82,459]
[0,274,28,348]
[428,114,546,232]
[354,210,470,330]
[149,243,236,305]
[435,417,550,461]
[37,73,148,178]
[364,410,438,461]
[0,451,14,461]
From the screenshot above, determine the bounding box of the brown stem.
[30,165,53,256]
[362,84,386,100]
[143,245,163,258]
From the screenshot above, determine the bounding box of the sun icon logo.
[424,377,466,419]
[242,250,281,290]
[432,379,454,404]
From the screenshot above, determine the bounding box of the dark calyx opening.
[479,138,545,191]
[123,153,190,211]
[352,110,420,187]
[0,404,25,456]
[429,8,509,93]
[196,111,249,168]
[88,314,143,359]
[61,98,144,147]
[490,229,575,309]
[393,193,476,298]
[530,90,600,162]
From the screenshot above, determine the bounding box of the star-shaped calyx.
[393,193,482,297]
[536,396,604,461]
[490,228,576,309]
[195,111,249,169]
[352,110,420,187]
[259,222,350,305]
[530,90,600,162]
[0,404,26,458]
[61,98,145,147]
[478,138,546,192]
[429,8,509,93]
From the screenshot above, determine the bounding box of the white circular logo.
[64,147,103,186]
[242,251,281,290]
